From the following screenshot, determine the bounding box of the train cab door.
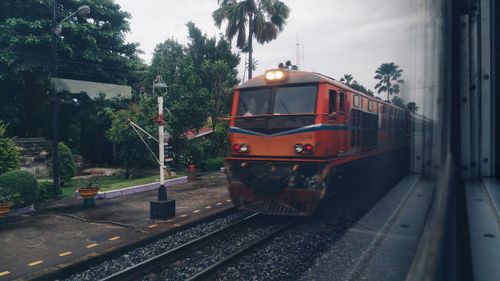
[338,91,347,153]
[327,89,346,156]
[327,90,338,157]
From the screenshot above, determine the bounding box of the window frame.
[339,92,345,114]
[328,90,337,118]
[353,95,360,108]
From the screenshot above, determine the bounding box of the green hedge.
[0,170,38,208]
[0,121,20,175]
[50,142,76,186]
[38,180,60,201]
[203,157,225,171]
[58,142,75,185]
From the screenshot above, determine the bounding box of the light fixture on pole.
[51,2,90,197]
[150,75,176,220]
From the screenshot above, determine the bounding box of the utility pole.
[51,0,60,197]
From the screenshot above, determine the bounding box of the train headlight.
[294,143,314,154]
[232,143,250,153]
[239,144,249,152]
[294,144,304,153]
[265,69,287,82]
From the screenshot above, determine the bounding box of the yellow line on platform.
[148,224,158,229]
[0,271,11,277]
[193,210,200,213]
[28,260,43,266]
[86,243,98,249]
[205,206,212,209]
[109,236,120,241]
[58,252,72,257]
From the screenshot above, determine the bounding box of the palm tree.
[339,74,354,85]
[374,62,404,101]
[213,0,290,79]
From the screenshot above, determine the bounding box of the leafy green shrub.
[176,139,211,168]
[38,180,60,201]
[0,121,20,175]
[0,170,38,208]
[58,142,75,186]
[203,157,225,171]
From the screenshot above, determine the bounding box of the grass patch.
[55,174,181,197]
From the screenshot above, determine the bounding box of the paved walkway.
[0,172,231,281]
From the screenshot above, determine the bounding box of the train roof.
[237,70,403,110]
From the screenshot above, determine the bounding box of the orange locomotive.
[225,69,408,216]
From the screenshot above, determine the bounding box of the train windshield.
[273,85,317,115]
[237,85,317,116]
[237,88,272,116]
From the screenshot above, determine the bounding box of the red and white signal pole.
[150,75,175,219]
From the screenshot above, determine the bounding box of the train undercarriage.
[225,160,331,216]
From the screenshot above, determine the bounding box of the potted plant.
[77,170,100,208]
[187,156,196,174]
[0,194,17,227]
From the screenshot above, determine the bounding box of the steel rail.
[186,219,296,281]
[98,212,261,281]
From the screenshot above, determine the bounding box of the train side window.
[329,90,337,118]
[339,92,345,114]
[382,105,387,114]
[354,95,360,107]
[368,100,373,112]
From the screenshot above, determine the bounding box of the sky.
[114,0,421,101]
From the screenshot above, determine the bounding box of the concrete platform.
[299,175,436,281]
[0,172,231,281]
[465,178,500,281]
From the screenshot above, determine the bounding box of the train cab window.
[237,88,272,116]
[273,85,317,115]
[354,95,360,107]
[329,90,337,118]
[368,100,373,112]
[339,92,345,114]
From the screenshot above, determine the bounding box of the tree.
[391,96,406,109]
[0,0,141,137]
[109,23,240,169]
[406,102,419,113]
[339,74,354,85]
[374,62,404,101]
[213,0,290,79]
[0,121,20,175]
[340,74,374,96]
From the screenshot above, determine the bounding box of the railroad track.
[99,213,296,281]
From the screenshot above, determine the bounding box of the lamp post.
[51,2,90,196]
[150,75,176,220]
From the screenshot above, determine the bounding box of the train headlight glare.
[265,70,287,81]
[274,71,284,79]
[265,71,276,80]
